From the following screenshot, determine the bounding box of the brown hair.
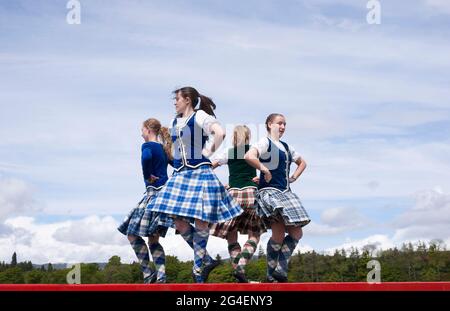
[173,86,216,117]
[142,118,173,160]
[265,113,285,132]
[233,125,251,147]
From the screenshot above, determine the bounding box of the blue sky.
[0,0,449,264]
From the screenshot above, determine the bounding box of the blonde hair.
[143,118,173,160]
[233,125,251,147]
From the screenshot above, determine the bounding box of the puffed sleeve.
[195,110,221,135]
[252,137,270,158]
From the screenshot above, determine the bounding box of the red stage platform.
[0,282,449,291]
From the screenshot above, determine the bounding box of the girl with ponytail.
[174,87,217,118]
[149,86,242,283]
[117,118,173,284]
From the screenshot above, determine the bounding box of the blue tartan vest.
[258,138,292,192]
[171,112,212,171]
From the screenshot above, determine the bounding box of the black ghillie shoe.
[192,272,204,283]
[265,275,277,283]
[201,259,220,282]
[272,270,288,283]
[232,270,248,283]
[155,277,166,284]
[144,272,157,284]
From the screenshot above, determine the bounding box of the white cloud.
[0,223,13,237]
[392,188,450,241]
[0,214,317,264]
[52,215,124,246]
[0,178,38,221]
[0,215,238,263]
[326,234,450,256]
[1,188,448,263]
[321,207,368,227]
[1,216,131,264]
[326,234,395,254]
[324,188,450,254]
[304,222,349,236]
[303,207,371,236]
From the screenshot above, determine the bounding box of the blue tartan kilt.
[149,165,243,223]
[256,188,311,228]
[117,186,174,237]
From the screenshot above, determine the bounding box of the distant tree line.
[1,240,448,284]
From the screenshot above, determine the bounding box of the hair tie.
[197,96,201,106]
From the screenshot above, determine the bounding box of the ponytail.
[159,127,173,161]
[197,94,216,117]
[233,125,251,147]
[173,86,216,118]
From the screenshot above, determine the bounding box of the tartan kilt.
[256,188,311,228]
[210,207,267,238]
[117,187,173,238]
[228,187,258,209]
[149,165,243,223]
[210,187,266,238]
